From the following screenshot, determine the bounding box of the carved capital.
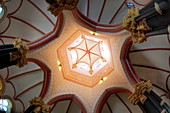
[30,97,51,113]
[123,7,139,30]
[13,38,29,67]
[129,81,153,105]
[10,52,20,61]
[46,0,79,16]
[123,8,150,43]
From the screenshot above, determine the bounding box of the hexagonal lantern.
[57,30,114,87]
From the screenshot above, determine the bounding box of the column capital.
[46,0,79,16]
[12,38,29,68]
[123,8,150,43]
[29,96,51,113]
[129,81,153,105]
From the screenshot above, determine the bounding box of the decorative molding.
[12,38,29,67]
[120,37,141,84]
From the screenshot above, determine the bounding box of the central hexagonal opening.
[67,35,109,76]
[57,30,114,87]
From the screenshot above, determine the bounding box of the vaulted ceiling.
[0,0,169,113]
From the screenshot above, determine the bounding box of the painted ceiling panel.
[18,84,43,110]
[108,94,132,113]
[3,19,43,41]
[0,36,29,44]
[130,35,170,50]
[0,0,63,50]
[88,0,104,21]
[111,5,128,24]
[118,93,141,112]
[12,0,54,34]
[4,0,22,14]
[9,70,43,94]
[67,101,82,113]
[101,92,141,113]
[77,0,88,16]
[0,59,51,112]
[129,34,170,99]
[31,0,57,23]
[6,62,41,78]
[101,104,111,113]
[99,0,125,24]
[51,101,70,113]
[129,51,170,71]
[133,67,169,92]
[50,98,84,113]
[0,18,9,34]
[76,0,152,25]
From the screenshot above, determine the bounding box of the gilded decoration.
[0,75,5,96]
[30,97,51,113]
[129,81,153,105]
[123,8,150,43]
[46,0,79,16]
[11,38,29,68]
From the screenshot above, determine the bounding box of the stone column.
[135,0,169,22]
[123,0,170,43]
[144,26,168,37]
[0,38,29,69]
[129,81,170,113]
